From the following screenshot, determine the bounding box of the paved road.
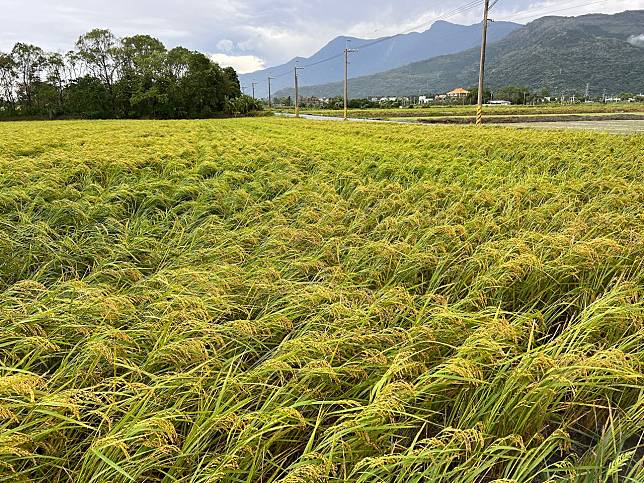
[276,112,644,134]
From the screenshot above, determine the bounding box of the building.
[377,97,399,103]
[488,100,512,106]
[446,88,470,99]
[300,96,328,106]
[418,95,433,104]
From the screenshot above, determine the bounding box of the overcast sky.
[1,0,643,72]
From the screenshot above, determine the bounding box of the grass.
[293,103,644,120]
[0,118,643,482]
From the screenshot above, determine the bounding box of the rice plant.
[0,118,643,482]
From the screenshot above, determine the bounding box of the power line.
[497,0,609,23]
[273,0,488,82]
[249,0,614,98]
[493,0,612,67]
[252,0,491,85]
[350,1,487,54]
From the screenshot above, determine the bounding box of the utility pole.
[251,82,257,99]
[476,0,491,126]
[344,45,358,121]
[294,65,303,118]
[603,89,607,103]
[585,83,590,101]
[268,76,275,109]
[241,85,247,95]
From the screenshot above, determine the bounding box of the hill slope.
[239,20,520,98]
[277,10,644,98]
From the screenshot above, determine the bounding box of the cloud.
[628,33,644,47]
[216,39,235,53]
[235,24,327,62]
[210,53,265,73]
[2,0,644,67]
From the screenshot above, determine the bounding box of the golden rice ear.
[0,374,45,401]
[1,115,643,482]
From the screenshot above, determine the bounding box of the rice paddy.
[298,103,644,120]
[0,118,643,482]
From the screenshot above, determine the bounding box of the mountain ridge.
[273,10,644,98]
[239,20,521,98]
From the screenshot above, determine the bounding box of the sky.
[1,0,643,73]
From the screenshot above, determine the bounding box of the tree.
[31,81,59,118]
[222,66,241,98]
[163,47,194,117]
[272,96,291,107]
[11,43,46,108]
[65,76,111,118]
[166,47,191,79]
[0,52,17,110]
[120,35,166,69]
[495,85,531,105]
[65,50,85,80]
[224,94,262,116]
[44,53,66,110]
[1,29,251,120]
[75,29,121,111]
[466,86,491,105]
[118,35,168,117]
[177,52,228,117]
[327,97,343,109]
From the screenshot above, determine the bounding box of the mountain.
[239,20,520,98]
[276,10,644,98]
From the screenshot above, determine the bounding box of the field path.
[502,119,644,135]
[276,111,644,134]
[275,112,404,123]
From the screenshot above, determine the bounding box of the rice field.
[298,103,644,120]
[501,119,644,135]
[0,118,643,482]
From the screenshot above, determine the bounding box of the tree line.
[0,29,263,120]
[279,84,644,110]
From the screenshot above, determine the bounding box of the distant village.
[274,87,644,109]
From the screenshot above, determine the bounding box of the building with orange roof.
[446,88,470,98]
